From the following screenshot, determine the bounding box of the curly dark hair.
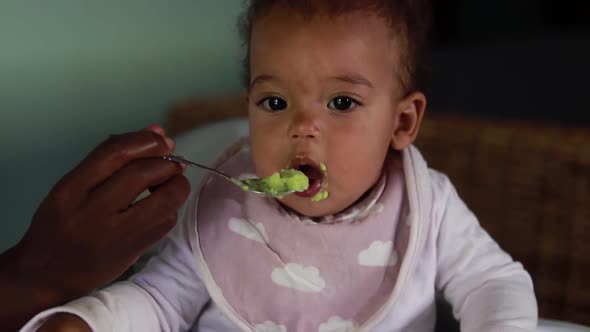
[238,0,432,94]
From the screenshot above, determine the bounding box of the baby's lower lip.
[295,177,322,197]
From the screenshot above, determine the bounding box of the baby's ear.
[390,92,426,150]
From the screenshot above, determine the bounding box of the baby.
[25,0,538,331]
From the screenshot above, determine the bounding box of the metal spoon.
[162,155,297,197]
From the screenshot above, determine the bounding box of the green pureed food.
[241,169,309,196]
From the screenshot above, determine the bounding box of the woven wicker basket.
[168,96,590,325]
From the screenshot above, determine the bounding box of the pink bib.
[195,140,410,331]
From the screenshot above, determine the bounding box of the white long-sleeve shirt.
[21,145,537,331]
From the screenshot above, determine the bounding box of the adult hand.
[0,125,191,330]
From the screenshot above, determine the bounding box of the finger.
[62,131,176,195]
[123,174,190,231]
[130,214,177,255]
[142,124,166,136]
[142,125,183,172]
[87,158,185,214]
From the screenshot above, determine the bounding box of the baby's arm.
[432,172,538,332]
[22,203,211,332]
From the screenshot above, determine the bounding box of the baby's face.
[248,7,404,217]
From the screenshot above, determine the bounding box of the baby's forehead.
[256,8,405,50]
[250,10,403,85]
[252,10,401,55]
[254,6,399,38]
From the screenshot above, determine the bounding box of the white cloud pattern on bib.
[228,217,269,244]
[271,263,326,293]
[358,241,397,267]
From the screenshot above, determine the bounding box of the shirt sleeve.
[20,199,211,332]
[432,171,538,332]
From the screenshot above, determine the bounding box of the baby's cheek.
[252,141,284,175]
[330,164,361,196]
[331,144,372,175]
[252,150,273,177]
[343,155,382,192]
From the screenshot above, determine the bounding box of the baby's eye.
[327,96,360,112]
[258,97,288,112]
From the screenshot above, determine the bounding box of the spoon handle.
[163,155,289,197]
[163,155,235,183]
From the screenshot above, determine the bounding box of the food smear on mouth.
[310,162,329,202]
[311,190,329,202]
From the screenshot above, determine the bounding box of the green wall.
[0,1,244,251]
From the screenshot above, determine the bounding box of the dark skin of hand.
[0,125,190,331]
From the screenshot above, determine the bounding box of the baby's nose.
[289,111,319,139]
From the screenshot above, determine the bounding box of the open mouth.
[290,158,324,197]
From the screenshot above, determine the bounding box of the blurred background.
[0,0,588,252]
[0,0,244,251]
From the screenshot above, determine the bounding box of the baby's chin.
[279,194,354,218]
